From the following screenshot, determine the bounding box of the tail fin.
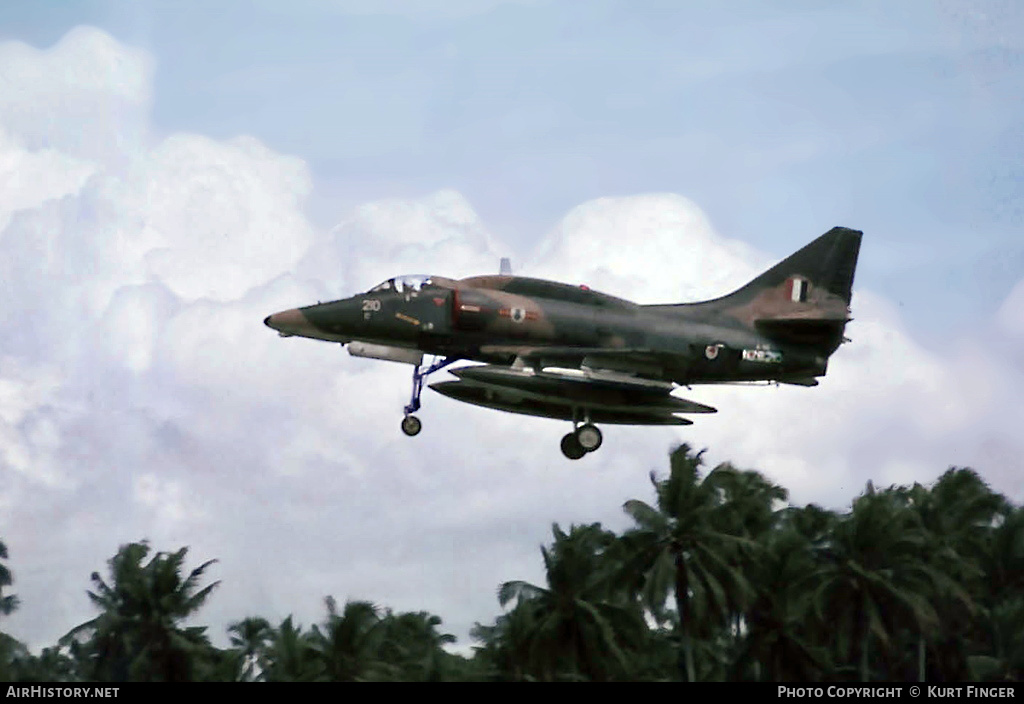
[651,227,863,354]
[727,226,861,306]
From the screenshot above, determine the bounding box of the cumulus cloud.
[0,26,1020,654]
[0,26,151,161]
[525,193,1023,508]
[528,193,766,302]
[296,188,505,300]
[0,128,95,233]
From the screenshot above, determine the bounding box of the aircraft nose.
[264,308,311,336]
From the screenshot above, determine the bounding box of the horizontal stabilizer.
[755,317,848,347]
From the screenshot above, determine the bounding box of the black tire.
[575,423,602,452]
[560,433,586,460]
[401,415,422,436]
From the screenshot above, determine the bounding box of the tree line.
[1,444,1021,681]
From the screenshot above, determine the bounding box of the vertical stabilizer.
[646,227,863,354]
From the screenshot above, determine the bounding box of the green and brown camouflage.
[265,227,862,458]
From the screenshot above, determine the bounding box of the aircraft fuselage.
[266,274,827,385]
[264,227,861,457]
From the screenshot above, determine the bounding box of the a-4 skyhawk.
[264,227,862,459]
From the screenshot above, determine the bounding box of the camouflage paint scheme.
[265,227,861,454]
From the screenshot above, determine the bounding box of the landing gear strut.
[401,356,457,437]
[560,411,604,460]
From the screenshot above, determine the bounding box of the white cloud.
[120,134,316,302]
[0,26,1020,655]
[297,188,507,299]
[0,359,68,489]
[527,193,1021,509]
[528,193,766,303]
[0,128,96,233]
[0,26,151,161]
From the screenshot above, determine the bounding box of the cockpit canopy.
[368,275,435,294]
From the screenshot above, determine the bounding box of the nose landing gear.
[401,415,422,436]
[401,356,457,437]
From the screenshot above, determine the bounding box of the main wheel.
[560,433,586,460]
[401,415,422,436]
[575,423,602,452]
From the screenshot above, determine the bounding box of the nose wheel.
[560,420,603,460]
[401,415,422,436]
[400,356,457,437]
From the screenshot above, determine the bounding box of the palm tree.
[733,521,829,680]
[5,644,81,682]
[228,616,273,681]
[618,444,757,681]
[61,541,220,681]
[0,539,18,617]
[310,597,392,681]
[498,522,645,681]
[972,506,1024,681]
[985,506,1024,605]
[898,468,1000,679]
[710,463,788,540]
[911,468,1009,560]
[262,616,320,681]
[378,610,456,681]
[812,482,954,681]
[470,601,538,681]
[704,463,788,661]
[979,596,1024,680]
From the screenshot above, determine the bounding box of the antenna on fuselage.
[500,257,512,275]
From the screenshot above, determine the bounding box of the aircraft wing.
[478,344,688,377]
[429,362,716,425]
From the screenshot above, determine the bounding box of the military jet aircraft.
[264,227,861,459]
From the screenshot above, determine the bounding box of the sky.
[0,0,1022,654]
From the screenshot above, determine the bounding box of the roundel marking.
[705,344,720,360]
[510,307,526,323]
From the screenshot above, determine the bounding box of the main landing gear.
[401,356,457,437]
[560,415,603,460]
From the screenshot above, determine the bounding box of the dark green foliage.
[495,522,647,681]
[617,445,766,680]
[60,541,221,682]
[0,539,18,618]
[2,450,1020,682]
